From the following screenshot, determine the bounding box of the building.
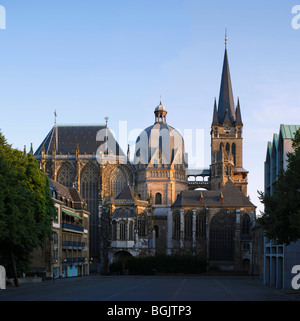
[30,179,90,278]
[33,37,256,273]
[33,123,133,271]
[263,124,300,289]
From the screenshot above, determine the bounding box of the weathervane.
[225,27,228,48]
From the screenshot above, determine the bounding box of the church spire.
[211,97,219,126]
[235,97,243,126]
[217,35,235,125]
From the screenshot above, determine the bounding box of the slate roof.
[172,180,255,209]
[217,48,236,124]
[34,125,125,157]
[49,179,86,210]
[116,185,136,200]
[111,207,136,219]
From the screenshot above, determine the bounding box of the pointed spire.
[218,38,235,125]
[211,97,219,126]
[235,97,243,126]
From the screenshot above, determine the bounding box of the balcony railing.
[62,257,88,265]
[62,241,86,249]
[62,222,84,232]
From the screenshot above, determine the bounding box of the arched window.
[220,142,224,151]
[80,162,99,256]
[112,221,117,240]
[226,143,230,154]
[137,214,147,237]
[232,143,236,165]
[128,221,134,240]
[173,211,180,238]
[241,214,251,235]
[184,212,192,238]
[155,192,162,205]
[119,220,126,240]
[110,167,127,198]
[57,163,76,188]
[209,210,235,261]
[196,210,206,239]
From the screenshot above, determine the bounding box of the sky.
[0,0,300,214]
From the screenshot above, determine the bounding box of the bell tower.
[210,36,248,196]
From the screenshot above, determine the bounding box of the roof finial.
[105,116,109,127]
[225,27,228,48]
[160,94,162,105]
[54,110,57,125]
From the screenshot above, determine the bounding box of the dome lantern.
[154,100,167,124]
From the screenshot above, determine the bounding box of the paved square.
[0,275,299,301]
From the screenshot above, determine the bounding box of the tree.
[0,131,57,286]
[258,128,300,245]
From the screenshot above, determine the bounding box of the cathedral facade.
[34,42,256,273]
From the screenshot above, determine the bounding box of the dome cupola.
[154,100,167,124]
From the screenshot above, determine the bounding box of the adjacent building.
[30,179,90,278]
[263,124,300,289]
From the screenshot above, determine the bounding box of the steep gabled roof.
[116,184,136,200]
[34,125,125,157]
[217,48,236,124]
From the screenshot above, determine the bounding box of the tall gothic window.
[226,143,230,155]
[173,211,180,238]
[110,167,127,198]
[196,210,206,239]
[209,210,235,261]
[57,162,76,188]
[128,221,134,240]
[137,214,147,237]
[241,214,251,235]
[119,220,126,240]
[184,212,192,238]
[232,143,236,165]
[112,220,117,240]
[80,162,99,257]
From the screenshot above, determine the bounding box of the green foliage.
[0,131,57,276]
[258,128,300,245]
[110,254,207,275]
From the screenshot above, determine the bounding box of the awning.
[62,209,82,220]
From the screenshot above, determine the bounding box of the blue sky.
[1,0,300,213]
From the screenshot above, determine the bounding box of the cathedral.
[34,40,256,274]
